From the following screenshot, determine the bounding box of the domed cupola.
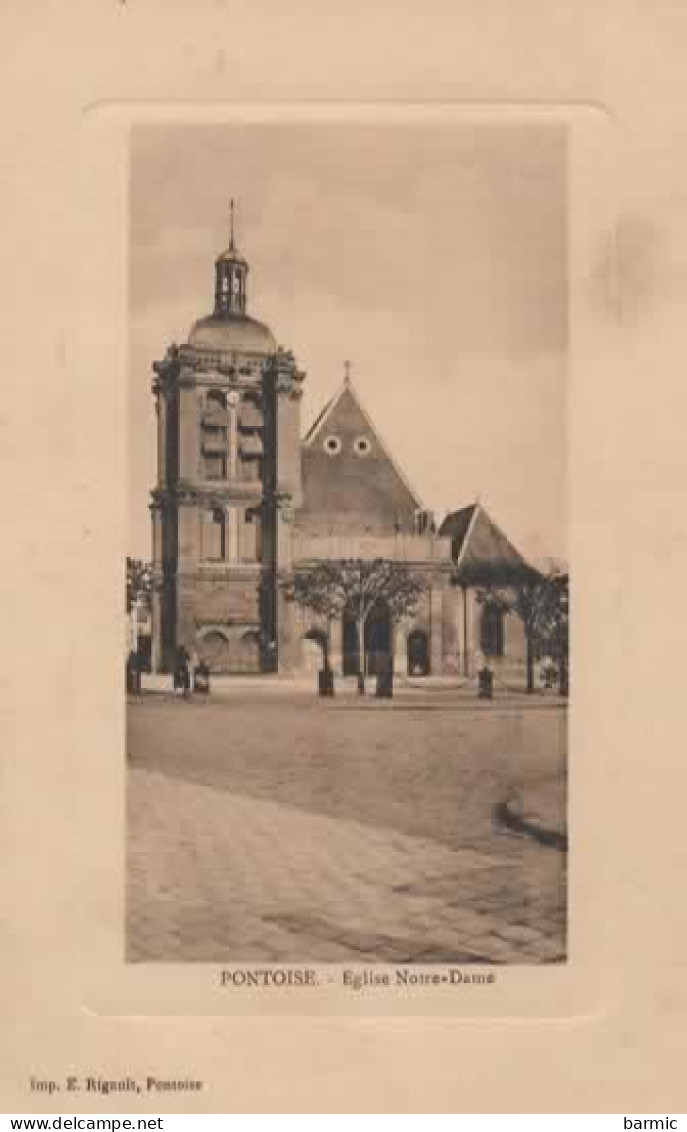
[187,200,277,356]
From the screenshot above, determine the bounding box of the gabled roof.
[439,502,530,584]
[303,378,425,516]
[303,389,339,445]
[439,504,478,555]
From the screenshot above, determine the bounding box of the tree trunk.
[323,619,331,672]
[358,614,366,691]
[526,635,535,694]
[558,631,568,697]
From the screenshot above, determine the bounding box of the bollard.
[375,670,394,699]
[478,667,493,700]
[375,654,394,699]
[318,668,335,697]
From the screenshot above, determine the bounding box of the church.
[149,218,529,680]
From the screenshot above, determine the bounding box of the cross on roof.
[343,359,352,384]
[229,198,235,248]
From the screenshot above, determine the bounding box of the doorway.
[364,600,392,676]
[342,601,393,676]
[407,628,430,676]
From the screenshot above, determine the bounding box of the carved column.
[227,504,239,563]
[227,395,239,479]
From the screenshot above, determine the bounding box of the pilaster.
[178,377,199,482]
[150,586,162,673]
[429,586,444,675]
[150,506,163,568]
[155,392,167,487]
[329,616,343,674]
[177,503,199,569]
[394,623,407,675]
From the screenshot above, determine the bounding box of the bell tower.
[213,200,248,316]
[149,208,305,675]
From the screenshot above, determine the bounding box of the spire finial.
[229,198,235,250]
[344,359,352,385]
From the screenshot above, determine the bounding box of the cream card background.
[1,0,685,1113]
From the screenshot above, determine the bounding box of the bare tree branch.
[282,558,427,676]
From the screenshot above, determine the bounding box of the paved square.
[126,684,567,964]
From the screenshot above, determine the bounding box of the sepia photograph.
[8,0,687,1112]
[125,119,568,966]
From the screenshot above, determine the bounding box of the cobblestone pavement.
[127,689,567,964]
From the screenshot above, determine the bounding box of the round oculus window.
[353,435,372,457]
[323,435,342,456]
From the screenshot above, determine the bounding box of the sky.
[128,120,567,564]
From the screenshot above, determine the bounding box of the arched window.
[205,507,226,560]
[240,507,262,563]
[206,389,227,409]
[480,604,505,658]
[202,390,229,479]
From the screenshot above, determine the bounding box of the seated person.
[193,659,210,693]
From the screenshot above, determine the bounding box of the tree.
[126,557,152,615]
[285,558,426,686]
[510,572,548,694]
[477,566,569,695]
[542,571,569,696]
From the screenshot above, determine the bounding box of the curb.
[493,799,568,852]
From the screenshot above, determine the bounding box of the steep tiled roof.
[440,503,530,583]
[299,380,422,534]
[439,505,477,555]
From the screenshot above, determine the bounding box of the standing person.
[127,648,142,695]
[181,645,191,697]
[129,648,141,694]
[540,654,557,690]
[174,644,191,697]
